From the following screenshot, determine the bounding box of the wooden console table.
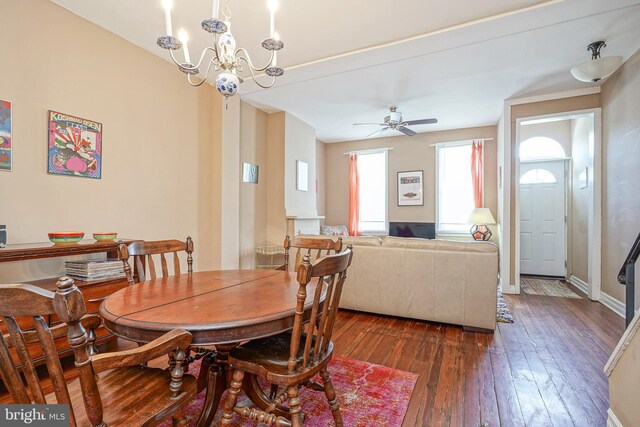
[0,240,135,365]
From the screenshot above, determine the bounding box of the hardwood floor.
[332,288,624,427]
[0,289,624,427]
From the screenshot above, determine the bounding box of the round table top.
[99,269,318,345]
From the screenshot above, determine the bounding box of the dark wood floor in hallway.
[332,290,625,427]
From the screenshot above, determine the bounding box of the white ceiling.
[51,0,640,142]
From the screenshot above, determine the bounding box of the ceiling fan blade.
[353,122,387,126]
[404,118,438,126]
[367,127,389,138]
[397,126,417,137]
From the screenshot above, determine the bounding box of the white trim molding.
[601,292,626,319]
[569,275,589,295]
[607,408,624,427]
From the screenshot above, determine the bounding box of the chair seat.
[229,332,333,385]
[48,365,197,427]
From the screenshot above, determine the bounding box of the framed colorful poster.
[0,99,11,171]
[397,170,424,206]
[48,110,102,179]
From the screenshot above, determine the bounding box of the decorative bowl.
[48,232,84,244]
[93,232,118,241]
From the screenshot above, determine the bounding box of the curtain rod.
[343,147,394,155]
[430,137,494,147]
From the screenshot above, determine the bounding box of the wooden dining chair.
[278,235,343,272]
[0,277,197,427]
[118,237,194,285]
[221,247,354,427]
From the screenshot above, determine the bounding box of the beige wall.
[508,94,601,285]
[0,0,222,282]
[316,140,326,217]
[266,113,287,244]
[569,117,592,283]
[324,126,497,231]
[601,48,640,303]
[239,102,269,268]
[284,113,317,216]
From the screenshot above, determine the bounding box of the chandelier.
[156,0,284,98]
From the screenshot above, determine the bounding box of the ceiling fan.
[353,106,438,138]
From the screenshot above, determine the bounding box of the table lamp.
[468,208,496,241]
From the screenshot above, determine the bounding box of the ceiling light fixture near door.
[156,0,284,98]
[570,41,623,83]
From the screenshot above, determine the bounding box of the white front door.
[519,161,566,277]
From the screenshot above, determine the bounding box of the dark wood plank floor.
[0,287,624,427]
[332,286,625,427]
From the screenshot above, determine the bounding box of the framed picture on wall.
[47,110,102,179]
[397,170,424,206]
[242,162,259,183]
[296,160,309,191]
[0,99,12,172]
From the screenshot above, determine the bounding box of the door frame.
[519,158,569,278]
[513,108,602,299]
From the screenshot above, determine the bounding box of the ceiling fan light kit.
[353,106,437,138]
[156,0,285,98]
[570,41,623,83]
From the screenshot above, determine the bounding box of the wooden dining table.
[99,269,322,427]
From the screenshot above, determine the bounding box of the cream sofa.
[294,235,499,331]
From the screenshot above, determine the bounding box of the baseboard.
[607,408,623,427]
[568,275,625,318]
[601,292,625,318]
[569,275,589,295]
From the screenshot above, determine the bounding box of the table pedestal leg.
[195,345,234,427]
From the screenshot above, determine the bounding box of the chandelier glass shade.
[570,41,622,83]
[156,0,284,98]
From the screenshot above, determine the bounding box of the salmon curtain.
[349,154,361,236]
[471,140,484,208]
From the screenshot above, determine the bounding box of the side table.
[255,245,285,269]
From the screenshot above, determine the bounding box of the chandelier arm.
[186,58,217,87]
[239,59,277,89]
[235,48,274,72]
[169,46,219,71]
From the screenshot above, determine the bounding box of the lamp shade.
[570,56,623,82]
[468,208,496,225]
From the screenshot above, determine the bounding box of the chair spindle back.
[282,235,343,272]
[118,237,194,285]
[0,279,101,427]
[288,247,353,373]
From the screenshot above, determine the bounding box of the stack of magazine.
[65,259,126,282]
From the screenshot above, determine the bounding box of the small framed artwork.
[48,110,102,179]
[242,162,259,183]
[0,99,12,172]
[296,160,309,191]
[578,167,588,189]
[397,170,424,206]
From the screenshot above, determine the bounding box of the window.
[437,143,475,234]
[520,137,565,161]
[520,168,557,184]
[357,151,387,232]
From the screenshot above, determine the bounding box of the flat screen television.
[389,222,436,239]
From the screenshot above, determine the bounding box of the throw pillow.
[321,225,349,236]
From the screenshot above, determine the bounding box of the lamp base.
[470,224,492,241]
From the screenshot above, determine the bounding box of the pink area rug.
[160,355,418,426]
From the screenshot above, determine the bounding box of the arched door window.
[520,137,565,161]
[520,168,558,184]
